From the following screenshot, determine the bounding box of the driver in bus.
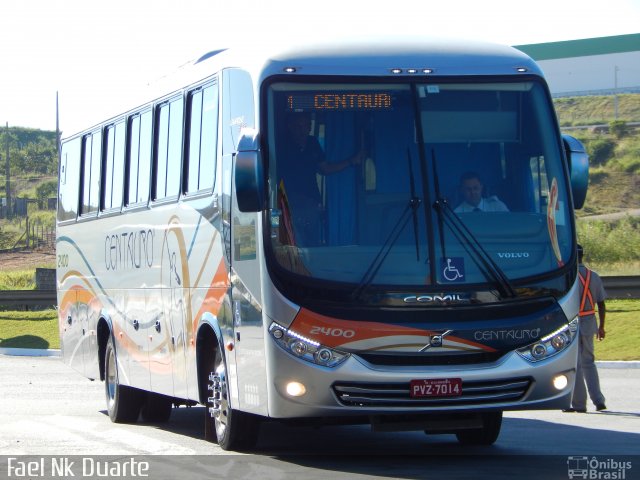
[279,112,364,245]
[454,171,509,213]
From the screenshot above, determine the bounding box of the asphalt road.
[1,355,638,480]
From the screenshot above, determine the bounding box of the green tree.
[35,180,58,209]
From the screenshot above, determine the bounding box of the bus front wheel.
[455,411,503,445]
[205,348,260,451]
[104,336,143,423]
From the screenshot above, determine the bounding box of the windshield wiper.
[408,149,421,262]
[430,150,517,299]
[351,152,421,301]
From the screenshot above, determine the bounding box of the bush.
[586,137,616,165]
[577,217,640,264]
[0,270,35,290]
[609,120,628,139]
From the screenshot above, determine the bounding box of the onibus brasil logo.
[567,456,633,479]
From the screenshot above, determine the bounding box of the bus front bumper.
[265,335,577,419]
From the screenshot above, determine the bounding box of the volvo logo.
[403,294,466,304]
[496,252,530,259]
[419,330,453,352]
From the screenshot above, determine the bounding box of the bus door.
[222,67,267,415]
[230,169,267,415]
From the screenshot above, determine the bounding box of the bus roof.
[194,36,543,81]
[62,37,542,139]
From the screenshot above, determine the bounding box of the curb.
[0,347,61,357]
[0,348,638,367]
[596,361,640,369]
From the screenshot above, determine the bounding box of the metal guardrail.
[0,290,57,309]
[0,277,638,309]
[602,276,640,299]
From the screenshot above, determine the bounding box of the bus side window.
[80,130,102,216]
[102,121,126,211]
[185,82,218,194]
[58,137,82,222]
[126,110,152,206]
[154,97,184,200]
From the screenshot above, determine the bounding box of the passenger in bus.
[279,112,364,246]
[453,171,509,213]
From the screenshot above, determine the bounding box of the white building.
[515,33,640,97]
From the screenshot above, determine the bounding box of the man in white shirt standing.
[454,171,509,213]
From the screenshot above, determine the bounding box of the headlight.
[516,317,578,363]
[269,322,350,367]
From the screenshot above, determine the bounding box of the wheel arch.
[195,313,224,405]
[96,310,114,381]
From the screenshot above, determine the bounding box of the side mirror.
[562,134,589,210]
[235,129,264,212]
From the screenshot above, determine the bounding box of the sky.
[2,0,640,134]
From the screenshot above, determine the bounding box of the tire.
[140,393,173,423]
[455,411,502,445]
[104,336,143,423]
[205,347,260,451]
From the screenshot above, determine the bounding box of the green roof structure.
[515,33,640,61]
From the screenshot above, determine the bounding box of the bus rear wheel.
[104,336,143,423]
[455,411,503,445]
[205,348,260,451]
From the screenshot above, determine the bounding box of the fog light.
[553,374,568,390]
[286,381,306,397]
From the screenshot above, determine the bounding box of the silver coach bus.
[57,38,589,450]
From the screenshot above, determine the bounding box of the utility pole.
[4,122,10,220]
[614,66,619,120]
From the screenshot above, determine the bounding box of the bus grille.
[332,378,531,408]
[355,351,504,366]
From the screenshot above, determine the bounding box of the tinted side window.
[102,121,126,211]
[186,82,218,193]
[58,137,82,222]
[80,130,102,215]
[154,97,184,200]
[127,114,141,205]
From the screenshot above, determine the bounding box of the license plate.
[410,378,462,398]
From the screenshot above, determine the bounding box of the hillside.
[552,94,640,217]
[554,93,640,127]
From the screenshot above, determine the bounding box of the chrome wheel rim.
[208,362,229,440]
[106,347,117,408]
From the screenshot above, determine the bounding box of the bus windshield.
[265,80,573,289]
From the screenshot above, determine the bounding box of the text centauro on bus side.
[56,38,590,450]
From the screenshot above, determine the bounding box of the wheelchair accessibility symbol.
[441,257,465,282]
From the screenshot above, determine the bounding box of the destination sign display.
[287,92,392,111]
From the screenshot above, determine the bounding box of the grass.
[0,301,637,360]
[594,299,640,361]
[0,309,59,349]
[0,270,37,290]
